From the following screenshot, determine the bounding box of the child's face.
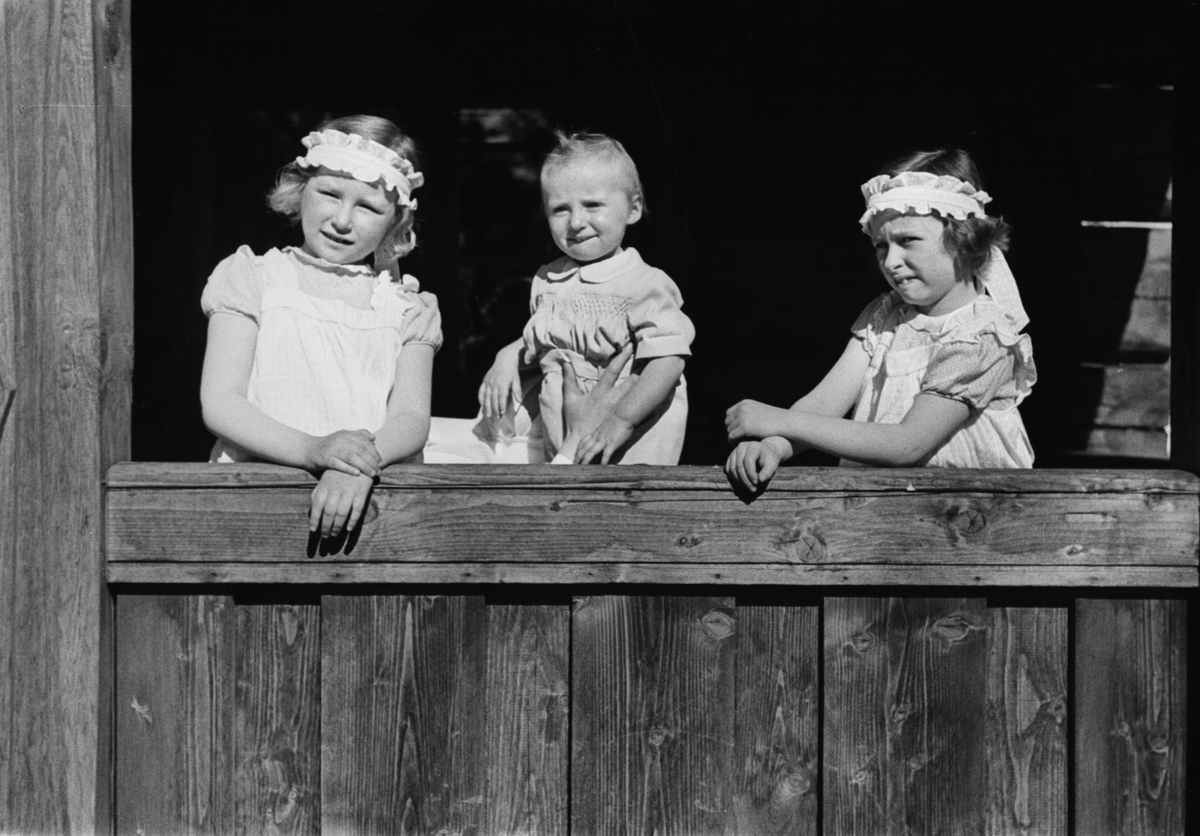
[543,160,642,263]
[299,171,397,265]
[869,211,974,316]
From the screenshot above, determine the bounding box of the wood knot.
[700,607,735,640]
[676,534,702,548]
[843,631,875,655]
[946,504,987,542]
[930,612,985,645]
[1049,698,1067,724]
[781,520,826,563]
[647,727,670,747]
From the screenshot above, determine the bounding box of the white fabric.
[296,129,423,208]
[858,172,991,230]
[209,249,420,463]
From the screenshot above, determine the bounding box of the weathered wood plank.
[732,605,819,836]
[485,605,570,836]
[235,603,321,835]
[320,595,487,835]
[106,488,1199,568]
[985,608,1068,836]
[115,595,236,835]
[1076,599,1188,835]
[106,561,1200,588]
[2,1,112,831]
[572,596,736,835]
[824,597,990,836]
[105,462,1200,494]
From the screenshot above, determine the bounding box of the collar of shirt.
[544,247,641,285]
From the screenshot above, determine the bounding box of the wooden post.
[0,0,133,832]
[1172,7,1198,475]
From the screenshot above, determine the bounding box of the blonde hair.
[540,130,646,214]
[268,115,421,262]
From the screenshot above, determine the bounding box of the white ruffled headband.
[859,171,1028,330]
[296,129,424,209]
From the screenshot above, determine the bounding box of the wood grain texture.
[321,595,487,835]
[571,596,736,836]
[235,604,321,835]
[1174,43,1199,474]
[485,605,570,836]
[732,606,819,836]
[3,1,109,831]
[106,462,1200,494]
[1076,599,1188,835]
[824,598,990,836]
[115,595,236,835]
[985,608,1068,836]
[106,561,1200,588]
[106,487,1200,569]
[94,0,134,470]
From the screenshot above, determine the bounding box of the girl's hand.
[307,429,382,477]
[560,343,637,464]
[310,470,375,538]
[575,413,636,465]
[479,342,523,418]
[725,440,784,491]
[725,400,790,442]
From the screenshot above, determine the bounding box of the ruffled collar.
[543,247,642,285]
[287,246,390,281]
[895,291,993,334]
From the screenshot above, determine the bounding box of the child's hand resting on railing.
[306,429,383,478]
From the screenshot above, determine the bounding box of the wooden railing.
[105,464,1196,835]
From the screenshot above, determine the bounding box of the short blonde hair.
[268,115,422,261]
[540,131,646,215]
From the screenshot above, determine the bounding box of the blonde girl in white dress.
[200,115,440,537]
[726,149,1036,491]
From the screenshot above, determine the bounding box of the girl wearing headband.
[200,115,440,537]
[725,149,1036,490]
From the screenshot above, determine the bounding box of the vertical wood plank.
[115,595,235,835]
[571,595,736,836]
[321,595,487,835]
[825,597,989,836]
[1,0,114,831]
[485,605,570,836]
[985,608,1068,836]
[235,603,321,835]
[1076,599,1188,835]
[732,605,819,836]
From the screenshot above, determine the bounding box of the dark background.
[131,3,1180,466]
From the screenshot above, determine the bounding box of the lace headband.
[859,171,1027,330]
[296,129,424,209]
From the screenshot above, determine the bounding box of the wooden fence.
[106,464,1195,835]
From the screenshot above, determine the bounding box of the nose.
[569,207,589,230]
[332,200,354,231]
[882,242,905,273]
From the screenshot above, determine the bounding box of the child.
[725,149,1036,490]
[478,131,694,465]
[200,115,440,537]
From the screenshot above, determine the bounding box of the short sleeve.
[200,245,265,321]
[921,330,1036,410]
[627,270,695,358]
[400,291,443,352]
[849,293,894,351]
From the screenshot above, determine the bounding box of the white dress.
[201,246,442,462]
[844,290,1037,468]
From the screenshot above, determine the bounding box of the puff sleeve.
[849,292,894,351]
[626,270,695,359]
[399,291,444,352]
[921,330,1036,411]
[200,245,266,321]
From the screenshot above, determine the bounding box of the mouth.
[322,231,354,246]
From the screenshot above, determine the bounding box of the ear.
[626,192,644,225]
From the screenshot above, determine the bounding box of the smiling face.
[869,211,976,316]
[543,159,642,264]
[299,171,397,265]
